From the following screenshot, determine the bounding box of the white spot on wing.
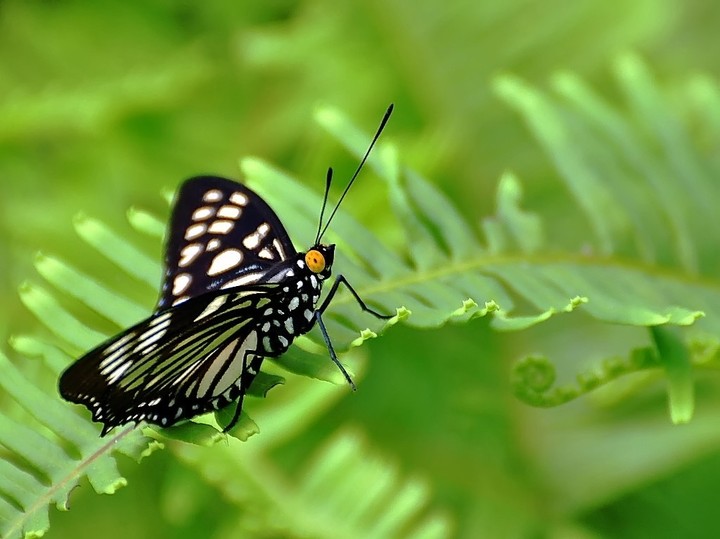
[208,249,243,276]
[106,360,132,384]
[209,220,234,234]
[258,247,274,260]
[139,342,158,355]
[193,206,215,221]
[243,232,260,249]
[137,323,169,351]
[304,309,314,321]
[185,223,206,240]
[207,238,221,251]
[289,297,300,311]
[195,295,228,321]
[179,243,204,267]
[243,223,270,249]
[273,239,287,260]
[173,273,192,295]
[220,272,262,288]
[217,205,242,219]
[285,318,294,334]
[230,191,249,206]
[100,342,134,370]
[204,189,223,202]
[104,332,134,355]
[268,268,295,283]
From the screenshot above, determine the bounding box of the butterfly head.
[305,243,335,279]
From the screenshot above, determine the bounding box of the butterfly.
[59,104,394,436]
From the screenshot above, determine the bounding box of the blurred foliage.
[3,0,720,538]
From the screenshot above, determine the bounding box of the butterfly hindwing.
[158,176,297,309]
[60,285,280,432]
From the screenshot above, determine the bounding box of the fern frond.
[2,108,456,535]
[5,62,720,534]
[0,342,159,539]
[243,116,707,335]
[176,421,453,539]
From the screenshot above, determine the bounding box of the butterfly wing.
[59,286,278,434]
[159,176,297,309]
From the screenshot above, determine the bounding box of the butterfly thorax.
[255,243,335,356]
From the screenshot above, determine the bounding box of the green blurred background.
[3,1,720,538]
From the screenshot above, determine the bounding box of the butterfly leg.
[223,395,246,433]
[318,274,393,320]
[222,349,262,433]
[314,311,357,391]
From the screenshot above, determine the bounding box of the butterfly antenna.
[314,167,334,244]
[317,103,394,242]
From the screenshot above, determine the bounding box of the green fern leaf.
[175,379,454,539]
[0,342,159,539]
[490,55,720,421]
[243,106,705,335]
[5,61,720,534]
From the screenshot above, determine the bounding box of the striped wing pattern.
[58,177,328,435]
[60,285,278,435]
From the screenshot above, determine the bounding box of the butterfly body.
[59,105,394,436]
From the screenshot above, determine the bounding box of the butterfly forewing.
[159,176,297,309]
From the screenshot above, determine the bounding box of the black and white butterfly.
[59,105,394,436]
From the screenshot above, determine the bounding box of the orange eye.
[305,250,326,273]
